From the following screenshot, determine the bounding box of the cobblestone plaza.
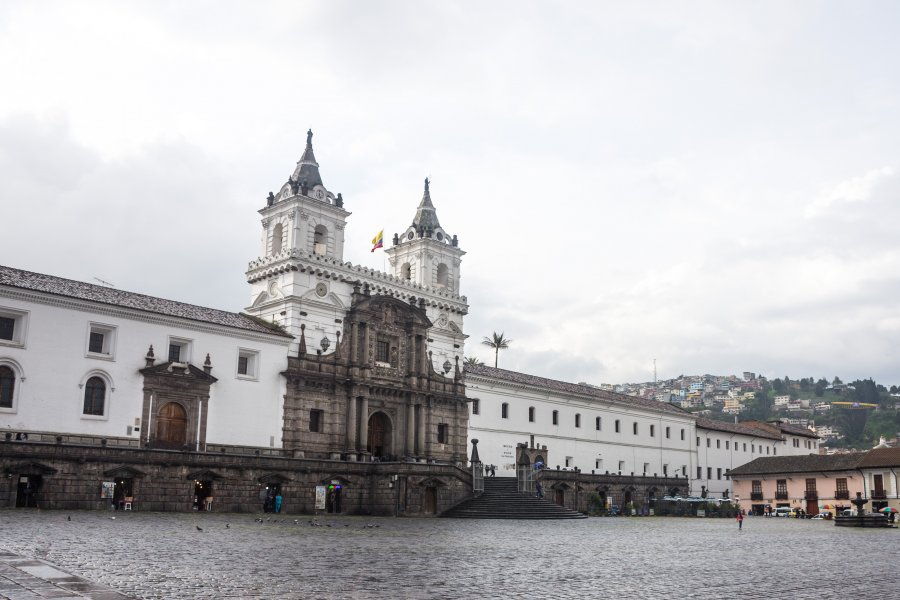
[1,511,898,599]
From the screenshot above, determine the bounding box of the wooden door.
[156,402,187,448]
[424,487,437,515]
[367,412,389,457]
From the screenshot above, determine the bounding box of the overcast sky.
[2,1,900,386]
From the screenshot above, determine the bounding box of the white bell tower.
[385,178,464,294]
[245,130,352,354]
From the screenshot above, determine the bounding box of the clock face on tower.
[315,282,328,297]
[437,313,449,328]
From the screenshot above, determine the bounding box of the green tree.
[814,378,828,397]
[464,356,484,366]
[481,332,512,368]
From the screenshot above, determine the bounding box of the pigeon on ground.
[196,526,203,532]
[225,524,230,528]
[67,516,71,521]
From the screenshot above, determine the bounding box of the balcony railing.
[804,492,818,501]
[750,492,764,501]
[835,490,850,500]
[872,490,887,500]
[775,492,789,500]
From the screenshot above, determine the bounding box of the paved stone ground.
[0,510,898,599]
[0,551,133,599]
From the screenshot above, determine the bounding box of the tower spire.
[412,177,441,233]
[291,129,323,188]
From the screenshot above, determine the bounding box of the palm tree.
[481,332,512,368]
[464,356,484,366]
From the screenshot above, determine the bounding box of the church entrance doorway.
[326,485,342,513]
[194,479,213,511]
[156,402,187,448]
[15,475,41,508]
[554,489,565,506]
[423,487,437,515]
[113,478,134,510]
[367,412,392,459]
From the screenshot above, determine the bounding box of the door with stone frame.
[156,402,188,448]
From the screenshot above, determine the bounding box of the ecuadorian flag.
[371,229,384,252]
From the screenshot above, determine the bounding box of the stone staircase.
[442,477,587,519]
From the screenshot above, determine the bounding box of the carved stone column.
[359,396,370,455]
[346,396,358,459]
[416,402,426,460]
[406,401,415,457]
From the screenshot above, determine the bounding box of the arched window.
[528,406,535,422]
[436,263,449,288]
[314,224,328,255]
[0,365,15,409]
[501,403,508,419]
[272,223,283,255]
[401,263,411,280]
[83,376,106,416]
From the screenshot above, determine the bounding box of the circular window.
[315,283,328,297]
[407,232,414,240]
[436,232,443,241]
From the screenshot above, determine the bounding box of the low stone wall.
[537,470,694,514]
[0,440,472,516]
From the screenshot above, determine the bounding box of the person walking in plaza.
[736,512,744,530]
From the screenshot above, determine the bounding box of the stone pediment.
[549,481,572,491]
[6,461,57,476]
[186,469,224,481]
[258,473,292,484]
[140,362,218,383]
[352,294,432,329]
[319,475,353,486]
[103,465,147,479]
[417,477,448,488]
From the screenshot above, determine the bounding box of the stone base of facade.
[538,470,693,514]
[1,440,472,517]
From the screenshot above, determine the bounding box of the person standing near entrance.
[736,512,744,530]
[275,493,283,514]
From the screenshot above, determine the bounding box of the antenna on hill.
[653,358,657,385]
[93,277,116,288]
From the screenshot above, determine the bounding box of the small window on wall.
[168,337,192,363]
[633,422,638,435]
[528,407,535,423]
[376,340,390,363]
[471,399,480,415]
[86,323,116,358]
[83,376,107,417]
[665,426,670,439]
[0,308,27,346]
[552,410,558,425]
[0,364,17,410]
[650,424,655,437]
[575,413,581,428]
[615,420,620,433]
[309,409,323,432]
[595,416,601,431]
[237,349,259,379]
[437,423,448,444]
[401,263,411,281]
[680,429,684,440]
[501,403,508,419]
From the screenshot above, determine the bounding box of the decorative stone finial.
[203,353,212,374]
[335,193,343,208]
[145,345,155,368]
[298,323,307,357]
[267,191,275,206]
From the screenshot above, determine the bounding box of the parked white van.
[774,507,792,517]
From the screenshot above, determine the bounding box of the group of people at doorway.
[260,487,283,513]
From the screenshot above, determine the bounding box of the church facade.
[1,131,818,515]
